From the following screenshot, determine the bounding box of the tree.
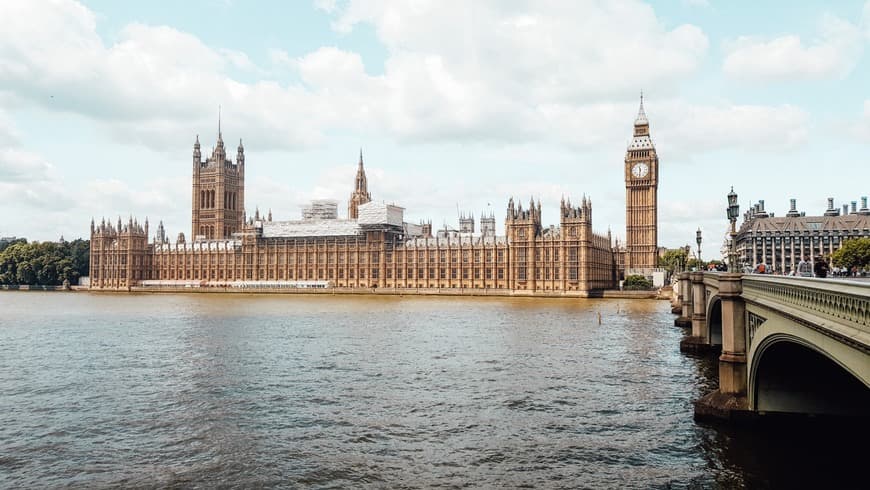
[0,239,89,285]
[658,248,689,274]
[686,258,705,271]
[623,274,653,290]
[831,237,870,270]
[0,237,26,253]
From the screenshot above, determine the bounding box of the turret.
[193,134,201,163]
[237,139,245,166]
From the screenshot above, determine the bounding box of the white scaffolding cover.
[358,201,404,227]
[261,219,361,238]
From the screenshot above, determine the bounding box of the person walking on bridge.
[797,257,813,277]
[813,256,830,278]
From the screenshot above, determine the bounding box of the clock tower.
[624,94,658,270]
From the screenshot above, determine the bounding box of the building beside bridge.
[734,197,870,274]
[89,97,665,294]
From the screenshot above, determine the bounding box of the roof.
[404,236,508,247]
[155,240,241,252]
[262,219,361,238]
[738,214,870,235]
[628,135,654,150]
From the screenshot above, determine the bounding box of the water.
[0,292,862,488]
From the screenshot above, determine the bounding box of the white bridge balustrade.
[671,272,870,421]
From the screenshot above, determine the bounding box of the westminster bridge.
[672,272,870,420]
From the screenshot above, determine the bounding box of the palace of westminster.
[89,99,664,292]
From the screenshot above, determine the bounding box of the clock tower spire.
[624,93,659,271]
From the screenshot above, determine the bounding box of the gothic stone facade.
[91,118,639,292]
[624,95,659,271]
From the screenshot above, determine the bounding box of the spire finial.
[218,105,222,137]
[359,148,364,167]
[634,91,648,126]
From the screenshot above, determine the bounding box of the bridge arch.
[749,332,870,416]
[705,295,722,347]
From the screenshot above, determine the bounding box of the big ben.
[624,94,658,270]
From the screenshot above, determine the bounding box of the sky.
[1,0,869,259]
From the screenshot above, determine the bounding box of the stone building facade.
[735,197,870,273]
[90,111,645,293]
[624,95,659,272]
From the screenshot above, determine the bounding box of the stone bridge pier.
[679,272,710,352]
[673,272,692,328]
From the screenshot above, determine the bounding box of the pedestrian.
[797,256,812,277]
[813,256,829,278]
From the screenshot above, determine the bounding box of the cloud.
[723,13,864,81]
[0,148,56,183]
[0,0,710,150]
[0,1,325,151]
[656,101,810,155]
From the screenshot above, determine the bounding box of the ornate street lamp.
[727,187,739,272]
[683,244,691,272]
[696,228,703,271]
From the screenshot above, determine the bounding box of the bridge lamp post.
[727,187,739,272]
[696,228,703,271]
[683,244,691,272]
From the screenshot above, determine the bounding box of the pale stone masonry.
[735,197,870,273]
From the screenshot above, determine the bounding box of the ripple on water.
[0,292,863,488]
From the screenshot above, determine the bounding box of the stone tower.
[459,212,475,234]
[480,211,496,237]
[348,149,372,219]
[89,216,150,289]
[505,197,542,288]
[624,94,659,270]
[560,196,594,290]
[191,115,245,240]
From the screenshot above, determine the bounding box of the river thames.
[0,292,862,488]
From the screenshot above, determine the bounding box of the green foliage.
[623,274,653,290]
[831,237,870,270]
[0,239,89,286]
[0,237,26,253]
[686,258,705,271]
[657,248,689,274]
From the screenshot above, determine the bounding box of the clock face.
[631,163,649,178]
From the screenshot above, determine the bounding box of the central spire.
[634,91,648,126]
[218,105,224,146]
[348,148,372,219]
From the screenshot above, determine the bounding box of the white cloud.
[656,101,810,155]
[0,149,56,183]
[0,0,710,150]
[723,13,864,81]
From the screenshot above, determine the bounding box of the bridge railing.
[739,275,870,345]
